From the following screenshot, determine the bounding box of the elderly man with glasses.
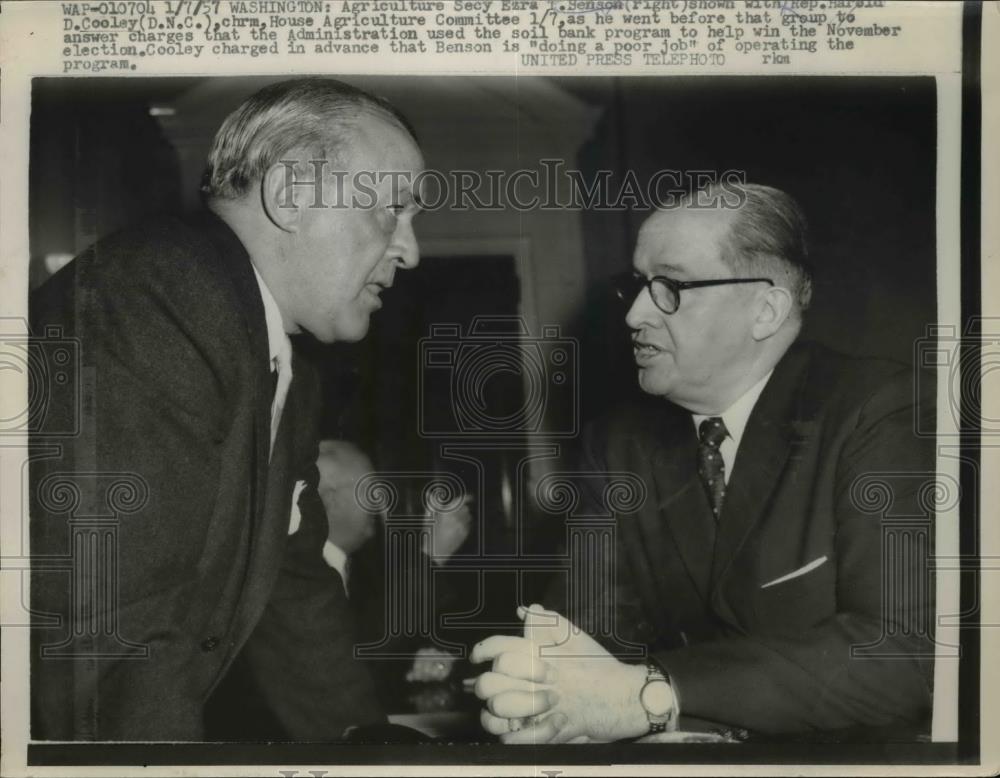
[472,184,935,743]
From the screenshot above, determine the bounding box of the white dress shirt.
[691,370,773,485]
[321,541,350,594]
[251,265,292,456]
[251,266,310,556]
[252,269,353,597]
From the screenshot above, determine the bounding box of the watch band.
[640,661,677,734]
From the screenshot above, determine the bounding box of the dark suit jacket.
[560,342,935,736]
[29,211,383,740]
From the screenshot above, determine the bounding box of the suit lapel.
[709,346,812,587]
[230,363,301,649]
[643,408,717,605]
[193,210,288,653]
[194,209,273,513]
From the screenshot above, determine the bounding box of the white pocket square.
[760,555,828,589]
[287,479,307,536]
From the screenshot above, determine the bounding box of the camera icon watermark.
[914,317,999,437]
[418,316,579,439]
[0,319,80,437]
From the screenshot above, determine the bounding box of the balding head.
[202,78,417,202]
[204,79,425,346]
[316,440,377,554]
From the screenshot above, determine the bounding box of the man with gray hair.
[30,78,424,740]
[473,184,934,742]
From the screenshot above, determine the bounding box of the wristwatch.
[638,662,677,734]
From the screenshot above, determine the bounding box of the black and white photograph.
[0,1,994,775]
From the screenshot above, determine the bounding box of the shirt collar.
[251,265,287,370]
[692,369,774,449]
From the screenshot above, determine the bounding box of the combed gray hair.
[698,183,813,315]
[201,78,417,201]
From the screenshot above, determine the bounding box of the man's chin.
[323,314,372,344]
[636,366,673,398]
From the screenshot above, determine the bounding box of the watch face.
[641,680,674,718]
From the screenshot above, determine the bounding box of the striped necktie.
[697,417,728,520]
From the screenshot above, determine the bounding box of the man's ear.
[751,285,794,341]
[261,159,302,233]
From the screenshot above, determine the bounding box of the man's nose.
[391,218,419,269]
[625,287,658,330]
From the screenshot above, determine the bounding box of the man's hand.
[470,604,650,744]
[422,497,472,562]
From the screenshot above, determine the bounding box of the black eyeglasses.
[613,271,774,315]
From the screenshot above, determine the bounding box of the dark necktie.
[697,417,728,520]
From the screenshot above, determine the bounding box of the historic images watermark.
[347,309,989,664]
[913,318,1000,641]
[914,317,1000,438]
[349,314,649,659]
[418,317,578,439]
[1,318,151,657]
[277,161,749,212]
[0,319,80,439]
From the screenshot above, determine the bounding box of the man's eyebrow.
[650,262,683,275]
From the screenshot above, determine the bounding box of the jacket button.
[201,636,220,652]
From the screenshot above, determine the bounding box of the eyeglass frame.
[614,271,775,315]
